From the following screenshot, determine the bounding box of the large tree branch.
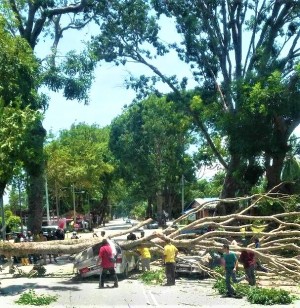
[8,0,24,36]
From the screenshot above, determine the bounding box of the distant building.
[185,198,218,220]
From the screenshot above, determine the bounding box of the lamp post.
[72,184,76,222]
[181,175,185,214]
[17,179,23,234]
[0,195,5,240]
[61,185,85,224]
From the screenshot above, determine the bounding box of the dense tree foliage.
[110,95,195,221]
[89,0,300,214]
[0,17,43,238]
[45,123,121,224]
[0,1,99,232]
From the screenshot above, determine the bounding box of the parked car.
[175,252,222,278]
[73,239,140,278]
[179,227,209,236]
[146,221,159,229]
[41,225,59,239]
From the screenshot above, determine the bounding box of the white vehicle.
[73,240,139,278]
[175,254,214,279]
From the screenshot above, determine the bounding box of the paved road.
[1,265,300,308]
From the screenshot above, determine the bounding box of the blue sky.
[41,16,196,135]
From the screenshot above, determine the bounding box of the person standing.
[239,248,256,286]
[163,239,178,286]
[127,232,137,240]
[222,244,238,297]
[137,244,151,272]
[98,239,118,288]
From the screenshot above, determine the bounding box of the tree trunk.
[24,121,46,234]
[27,172,45,234]
[146,197,153,218]
[156,190,163,226]
[265,117,290,191]
[0,182,6,240]
[265,153,286,191]
[216,154,241,215]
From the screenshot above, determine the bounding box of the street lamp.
[70,185,85,223]
[71,184,76,222]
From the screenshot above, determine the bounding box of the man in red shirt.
[98,239,118,288]
[239,248,256,286]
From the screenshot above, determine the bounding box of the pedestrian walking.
[137,244,151,272]
[222,244,238,297]
[98,239,118,288]
[163,238,178,286]
[238,247,256,286]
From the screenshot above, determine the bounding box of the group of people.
[96,229,179,288]
[13,228,66,265]
[222,237,268,297]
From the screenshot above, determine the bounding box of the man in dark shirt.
[127,232,137,240]
[239,249,256,286]
[222,244,238,296]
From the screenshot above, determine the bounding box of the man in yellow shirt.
[137,244,151,271]
[163,238,178,286]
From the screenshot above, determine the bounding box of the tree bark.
[216,154,241,215]
[24,121,46,234]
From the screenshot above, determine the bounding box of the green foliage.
[213,278,296,305]
[45,123,118,215]
[130,202,147,220]
[247,287,296,305]
[15,289,58,306]
[109,95,195,215]
[0,20,42,185]
[189,172,225,199]
[138,268,165,285]
[4,210,21,232]
[91,0,300,200]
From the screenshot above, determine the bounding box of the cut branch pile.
[0,193,299,281]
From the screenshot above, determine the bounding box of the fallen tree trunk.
[0,192,299,281]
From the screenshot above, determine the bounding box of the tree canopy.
[110,95,195,220]
[89,0,300,214]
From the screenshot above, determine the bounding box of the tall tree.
[109,95,195,221]
[0,1,98,232]
[45,123,117,223]
[89,0,300,214]
[0,17,42,238]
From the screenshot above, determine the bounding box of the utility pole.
[0,195,5,240]
[55,181,59,220]
[181,175,185,214]
[72,184,76,222]
[45,175,50,225]
[18,180,23,234]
